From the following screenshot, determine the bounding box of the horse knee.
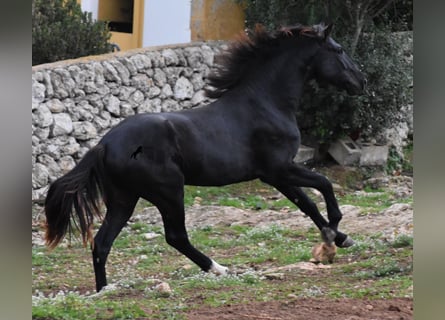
[299,198,318,216]
[317,175,334,194]
[92,242,112,265]
[165,232,189,250]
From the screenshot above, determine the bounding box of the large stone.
[191,90,206,106]
[161,84,173,98]
[130,90,145,105]
[32,80,46,109]
[102,61,121,83]
[153,68,167,87]
[118,86,136,101]
[50,70,69,98]
[52,113,73,136]
[73,121,97,140]
[201,45,215,66]
[174,76,193,100]
[32,163,49,189]
[184,47,203,68]
[33,104,53,128]
[60,138,80,155]
[119,57,137,75]
[46,99,65,113]
[58,156,76,174]
[37,154,60,182]
[147,86,161,99]
[104,94,121,116]
[294,145,315,164]
[359,143,389,166]
[120,102,135,117]
[131,74,151,91]
[162,49,179,66]
[129,54,152,70]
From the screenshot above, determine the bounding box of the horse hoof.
[321,227,336,243]
[209,259,229,275]
[338,236,355,248]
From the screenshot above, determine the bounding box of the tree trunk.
[351,19,364,57]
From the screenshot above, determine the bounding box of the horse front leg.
[148,186,229,275]
[262,164,354,248]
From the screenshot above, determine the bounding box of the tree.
[32,0,112,65]
[238,0,411,55]
[341,0,396,56]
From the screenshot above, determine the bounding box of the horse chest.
[252,126,300,150]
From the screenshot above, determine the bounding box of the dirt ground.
[185,297,413,320]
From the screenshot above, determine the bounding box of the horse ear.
[323,23,334,39]
[302,23,333,39]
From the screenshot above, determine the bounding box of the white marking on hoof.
[209,259,228,275]
[340,236,355,248]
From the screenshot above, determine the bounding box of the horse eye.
[337,47,343,54]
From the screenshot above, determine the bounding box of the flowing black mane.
[205,23,323,99]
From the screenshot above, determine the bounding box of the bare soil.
[185,297,413,320]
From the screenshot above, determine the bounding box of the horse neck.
[242,47,317,114]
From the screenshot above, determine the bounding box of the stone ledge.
[294,145,315,164]
[328,137,361,166]
[328,138,389,167]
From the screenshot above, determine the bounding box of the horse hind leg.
[92,192,138,292]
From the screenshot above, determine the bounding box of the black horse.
[45,23,366,292]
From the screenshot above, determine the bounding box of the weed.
[392,234,413,248]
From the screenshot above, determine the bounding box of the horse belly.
[182,146,256,186]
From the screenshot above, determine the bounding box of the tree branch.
[369,0,395,18]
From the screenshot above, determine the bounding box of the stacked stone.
[32,42,226,199]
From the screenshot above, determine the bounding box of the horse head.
[303,23,366,95]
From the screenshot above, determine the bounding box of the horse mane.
[205,23,322,99]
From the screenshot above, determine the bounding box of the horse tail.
[44,144,106,249]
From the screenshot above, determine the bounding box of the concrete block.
[294,145,315,163]
[328,137,361,165]
[359,143,389,166]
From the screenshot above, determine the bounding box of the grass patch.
[135,179,295,212]
[338,191,394,213]
[33,293,146,320]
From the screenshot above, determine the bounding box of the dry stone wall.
[32,42,227,200]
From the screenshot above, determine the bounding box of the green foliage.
[238,0,412,33]
[237,0,413,144]
[32,0,112,65]
[350,27,412,140]
[32,292,146,319]
[386,143,413,174]
[391,234,413,248]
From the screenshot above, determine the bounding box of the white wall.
[80,0,191,47]
[80,0,99,20]
[143,0,191,47]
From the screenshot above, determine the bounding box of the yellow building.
[78,0,245,51]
